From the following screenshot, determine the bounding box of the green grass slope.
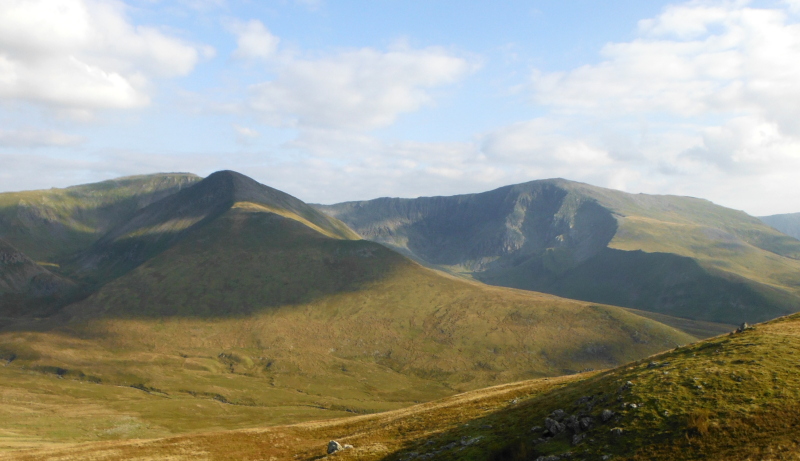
[9,313,797,461]
[0,172,710,451]
[760,211,800,240]
[319,179,800,324]
[0,173,200,262]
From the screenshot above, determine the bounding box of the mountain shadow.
[319,179,800,324]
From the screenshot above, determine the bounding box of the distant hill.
[0,173,200,262]
[318,179,800,324]
[6,312,798,460]
[0,171,717,449]
[760,211,800,240]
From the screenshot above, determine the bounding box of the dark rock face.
[318,180,617,272]
[544,417,566,436]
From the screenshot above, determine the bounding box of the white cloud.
[0,0,210,112]
[225,19,279,61]
[532,2,800,129]
[248,46,471,131]
[501,0,800,213]
[233,124,259,145]
[0,129,85,148]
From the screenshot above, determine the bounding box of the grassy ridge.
[0,174,200,262]
[6,313,797,460]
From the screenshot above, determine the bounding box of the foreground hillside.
[0,171,714,451]
[319,179,800,324]
[4,313,798,460]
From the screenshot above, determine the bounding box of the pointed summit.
[68,170,359,284]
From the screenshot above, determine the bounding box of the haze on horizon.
[2,0,800,216]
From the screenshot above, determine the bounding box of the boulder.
[544,417,566,436]
[601,409,615,422]
[327,440,343,454]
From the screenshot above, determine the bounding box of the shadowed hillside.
[4,313,798,461]
[64,170,359,286]
[0,171,719,452]
[319,179,800,323]
[0,173,200,262]
[0,238,76,319]
[760,211,800,240]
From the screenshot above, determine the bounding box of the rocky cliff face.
[320,180,616,274]
[318,179,800,324]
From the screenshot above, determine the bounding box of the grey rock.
[601,409,615,422]
[579,416,593,431]
[565,415,581,433]
[550,409,566,420]
[531,425,542,432]
[534,456,561,461]
[327,440,343,454]
[571,433,587,446]
[544,417,566,435]
[343,444,353,449]
[461,436,482,446]
[610,427,624,436]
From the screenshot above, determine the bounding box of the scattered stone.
[571,433,587,446]
[610,427,624,436]
[531,425,542,433]
[601,409,615,422]
[532,438,547,445]
[461,436,482,446]
[579,416,593,431]
[327,440,343,454]
[647,361,660,368]
[601,455,613,460]
[565,415,581,433]
[629,403,638,409]
[481,424,493,429]
[343,444,353,450]
[551,409,567,420]
[663,410,670,417]
[544,417,566,436]
[736,322,750,333]
[534,456,561,461]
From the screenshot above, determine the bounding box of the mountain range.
[319,179,800,324]
[0,170,797,456]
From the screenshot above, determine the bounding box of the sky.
[2,0,800,215]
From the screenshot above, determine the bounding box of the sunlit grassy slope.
[0,172,719,453]
[0,173,200,262]
[320,179,800,324]
[7,312,797,461]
